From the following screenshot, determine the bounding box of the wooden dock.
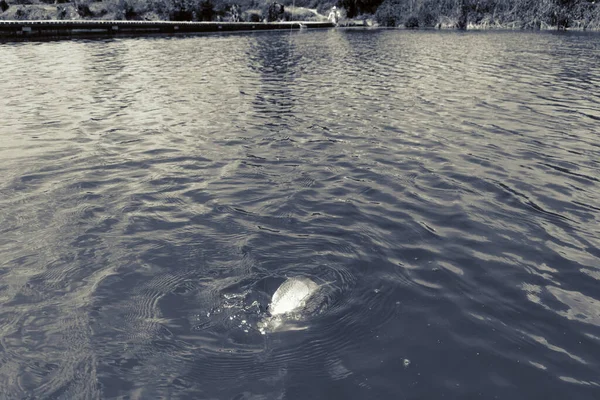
[0,20,335,40]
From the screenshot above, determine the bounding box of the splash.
[257,276,334,334]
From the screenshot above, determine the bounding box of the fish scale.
[269,277,320,316]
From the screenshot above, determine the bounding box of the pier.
[0,20,335,40]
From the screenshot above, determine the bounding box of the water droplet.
[403,359,410,368]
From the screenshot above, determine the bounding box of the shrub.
[170,9,193,19]
[285,9,319,21]
[11,0,36,5]
[76,0,94,17]
[57,5,68,18]
[404,14,418,27]
[146,0,169,18]
[166,0,192,20]
[338,0,383,18]
[124,3,138,18]
[419,9,437,26]
[197,0,215,20]
[374,0,401,26]
[243,9,262,21]
[368,0,600,30]
[97,0,152,20]
[261,1,285,21]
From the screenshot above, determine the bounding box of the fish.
[269,276,320,316]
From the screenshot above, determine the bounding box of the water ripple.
[0,30,599,399]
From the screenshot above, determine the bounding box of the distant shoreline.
[2,2,599,41]
[2,1,600,32]
[1,20,598,42]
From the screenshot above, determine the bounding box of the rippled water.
[1,29,600,399]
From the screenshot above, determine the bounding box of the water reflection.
[247,33,299,128]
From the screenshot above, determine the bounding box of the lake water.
[1,28,599,399]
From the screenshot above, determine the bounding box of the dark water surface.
[1,29,600,399]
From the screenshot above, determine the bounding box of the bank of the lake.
[2,0,600,31]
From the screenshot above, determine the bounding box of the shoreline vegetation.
[1,0,599,30]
